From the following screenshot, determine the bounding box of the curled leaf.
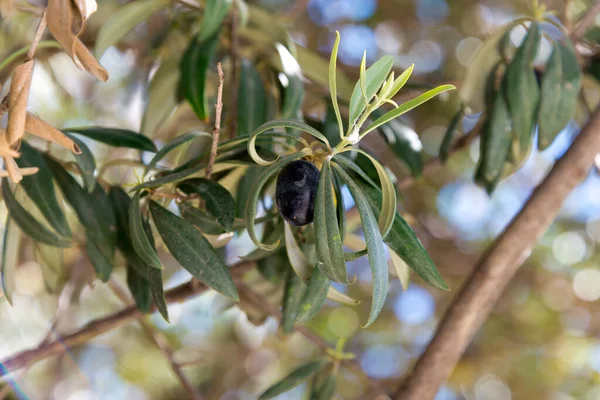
[6,60,34,145]
[25,113,81,153]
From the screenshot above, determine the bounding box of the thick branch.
[394,106,600,399]
[0,262,255,376]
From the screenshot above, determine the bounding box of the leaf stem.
[26,9,47,61]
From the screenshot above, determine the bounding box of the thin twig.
[236,283,389,397]
[228,6,239,139]
[570,1,600,42]
[394,105,600,399]
[108,280,204,400]
[205,63,224,180]
[284,0,311,19]
[0,261,255,376]
[26,9,47,61]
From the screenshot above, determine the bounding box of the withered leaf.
[25,113,81,153]
[6,60,34,145]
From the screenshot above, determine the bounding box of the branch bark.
[393,106,600,399]
[0,261,255,376]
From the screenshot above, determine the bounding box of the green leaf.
[284,222,311,280]
[248,120,323,166]
[314,159,347,283]
[236,165,262,220]
[338,149,396,239]
[1,180,71,247]
[180,203,227,235]
[332,164,388,327]
[282,268,305,333]
[259,360,328,400]
[343,167,447,290]
[177,178,236,231]
[179,34,220,121]
[503,22,540,158]
[1,217,21,304]
[279,70,304,120]
[312,375,336,400]
[141,58,179,136]
[65,133,96,193]
[127,265,152,313]
[370,109,423,177]
[348,56,394,127]
[295,267,330,325]
[142,217,169,322]
[199,0,232,41]
[363,85,456,136]
[537,41,581,149]
[15,141,71,238]
[329,31,347,139]
[322,100,342,147]
[149,200,238,300]
[65,127,157,152]
[94,0,171,59]
[129,191,163,270]
[439,105,465,162]
[238,59,268,135]
[475,87,512,190]
[390,64,415,98]
[246,152,307,251]
[144,131,211,177]
[257,248,289,283]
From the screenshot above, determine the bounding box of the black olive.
[275,160,320,226]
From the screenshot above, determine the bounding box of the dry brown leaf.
[0,155,39,182]
[46,0,108,82]
[6,60,34,145]
[73,0,97,21]
[0,130,20,159]
[25,113,81,153]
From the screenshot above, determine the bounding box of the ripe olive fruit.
[275,160,320,226]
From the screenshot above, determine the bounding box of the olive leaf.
[141,58,179,136]
[199,0,233,41]
[348,55,394,127]
[148,200,238,300]
[439,105,465,162]
[65,133,96,193]
[6,60,33,146]
[129,191,163,270]
[332,164,388,327]
[537,41,581,149]
[314,159,348,283]
[282,269,305,333]
[1,217,21,305]
[259,360,328,400]
[64,127,157,152]
[284,222,311,280]
[25,113,80,153]
[177,178,236,231]
[238,59,268,136]
[295,267,330,326]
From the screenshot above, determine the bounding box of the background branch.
[394,106,600,399]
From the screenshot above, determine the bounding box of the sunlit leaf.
[537,41,581,149]
[390,248,410,291]
[141,58,179,136]
[328,31,344,142]
[326,286,360,305]
[34,243,65,294]
[246,152,307,251]
[65,127,157,152]
[259,360,328,400]
[179,34,220,121]
[177,178,236,231]
[1,180,71,248]
[332,164,388,327]
[94,0,170,59]
[149,200,238,300]
[348,56,394,128]
[16,141,71,238]
[362,85,456,136]
[389,64,414,98]
[284,222,311,280]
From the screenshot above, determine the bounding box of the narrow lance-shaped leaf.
[149,200,238,300]
[332,164,388,327]
[199,0,232,41]
[284,222,311,280]
[65,133,96,192]
[314,159,348,283]
[503,21,540,158]
[65,127,157,152]
[328,31,344,140]
[537,41,581,149]
[246,152,307,251]
[1,217,21,304]
[143,218,169,322]
[439,105,465,162]
[295,267,330,325]
[144,131,211,177]
[178,34,220,121]
[259,360,328,400]
[127,265,152,313]
[277,43,305,120]
[362,84,456,136]
[177,178,236,231]
[282,268,306,333]
[129,191,163,270]
[238,59,267,136]
[1,179,72,248]
[348,55,394,128]
[341,166,447,290]
[15,141,72,238]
